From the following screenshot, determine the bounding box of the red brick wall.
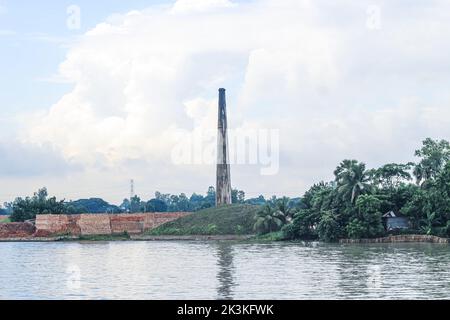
[35,213,190,237]
[79,214,111,235]
[34,214,82,237]
[110,214,145,234]
[0,222,36,238]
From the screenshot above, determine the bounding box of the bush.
[11,188,70,222]
[282,210,318,240]
[317,212,341,242]
[346,219,366,239]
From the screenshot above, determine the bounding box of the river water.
[1,241,450,300]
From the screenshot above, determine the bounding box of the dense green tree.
[146,199,168,212]
[232,189,246,204]
[189,193,205,211]
[376,183,418,214]
[176,193,191,212]
[68,198,121,213]
[141,187,219,212]
[10,188,70,222]
[119,198,130,212]
[275,197,295,220]
[284,138,450,242]
[203,186,216,208]
[253,205,287,234]
[346,195,384,239]
[2,202,13,215]
[400,188,428,230]
[413,138,450,185]
[129,195,142,213]
[245,195,267,206]
[317,211,341,242]
[282,209,319,240]
[370,163,413,188]
[334,160,371,204]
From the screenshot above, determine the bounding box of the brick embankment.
[0,236,80,242]
[0,222,36,239]
[35,213,190,237]
[0,213,190,240]
[340,235,449,244]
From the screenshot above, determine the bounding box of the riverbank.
[0,234,254,242]
[1,234,450,244]
[0,205,260,242]
[2,207,449,245]
[131,234,254,241]
[340,234,450,244]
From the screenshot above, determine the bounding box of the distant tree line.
[254,138,450,242]
[4,185,290,222]
[117,187,297,213]
[121,187,252,213]
[0,206,9,215]
[7,188,69,222]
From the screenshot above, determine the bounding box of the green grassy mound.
[147,204,261,235]
[0,217,10,223]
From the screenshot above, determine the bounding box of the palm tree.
[413,162,434,186]
[420,211,440,235]
[254,205,286,234]
[334,160,371,204]
[413,138,450,185]
[275,197,295,221]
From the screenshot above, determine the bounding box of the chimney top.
[219,88,226,92]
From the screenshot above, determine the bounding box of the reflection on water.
[1,241,450,299]
[215,243,235,300]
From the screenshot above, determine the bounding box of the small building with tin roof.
[382,211,410,231]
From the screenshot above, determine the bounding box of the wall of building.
[34,213,189,237]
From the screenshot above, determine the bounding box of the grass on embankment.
[0,217,11,223]
[77,233,131,241]
[252,231,285,241]
[146,204,261,236]
[48,232,132,242]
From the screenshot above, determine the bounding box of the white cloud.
[171,0,236,14]
[16,0,450,202]
[0,141,78,177]
[0,30,15,36]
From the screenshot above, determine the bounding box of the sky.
[1,0,450,205]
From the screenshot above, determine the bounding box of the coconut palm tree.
[334,160,371,204]
[275,197,295,221]
[254,205,286,234]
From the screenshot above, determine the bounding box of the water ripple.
[0,241,449,299]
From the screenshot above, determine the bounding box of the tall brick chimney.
[216,88,232,206]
